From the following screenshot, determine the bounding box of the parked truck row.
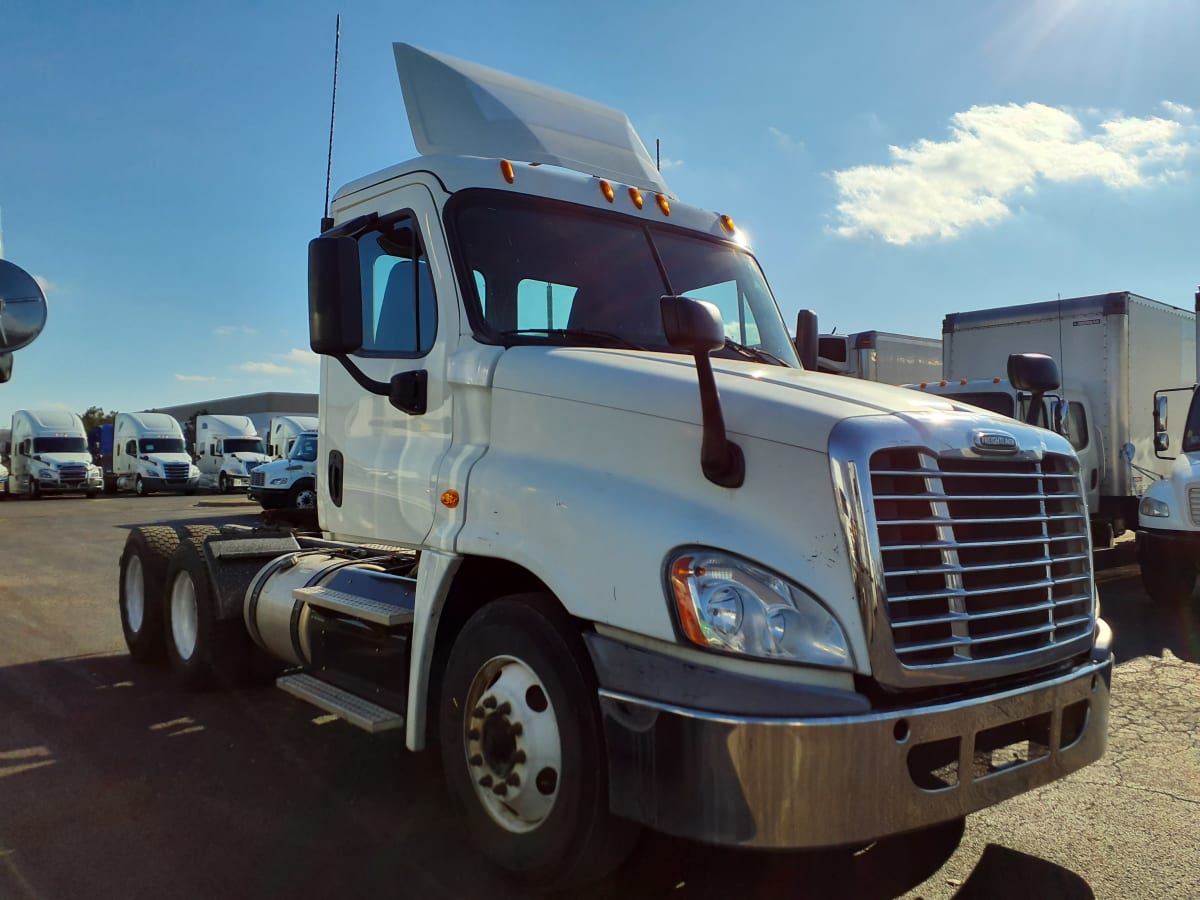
[115,44,1113,891]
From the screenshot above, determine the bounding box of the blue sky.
[1,0,1196,423]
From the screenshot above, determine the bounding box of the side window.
[126,440,137,455]
[516,280,577,331]
[1067,401,1089,451]
[682,279,761,345]
[358,219,437,356]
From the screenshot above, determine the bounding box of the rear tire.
[163,532,255,690]
[439,594,639,891]
[119,525,219,663]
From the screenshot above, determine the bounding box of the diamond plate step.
[292,585,414,626]
[276,673,405,733]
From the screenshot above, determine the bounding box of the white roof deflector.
[393,43,670,196]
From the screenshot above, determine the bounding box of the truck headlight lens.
[39,470,55,480]
[667,549,852,669]
[270,477,289,486]
[1139,495,1171,518]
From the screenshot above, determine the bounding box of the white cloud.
[831,102,1200,245]
[657,156,684,171]
[768,126,805,153]
[1161,100,1194,119]
[282,348,320,367]
[175,374,216,383]
[214,325,257,337]
[238,361,294,376]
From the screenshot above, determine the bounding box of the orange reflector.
[440,490,460,509]
[669,557,707,646]
[655,193,671,216]
[960,378,967,385]
[500,160,515,184]
[599,180,614,203]
[919,382,928,388]
[629,187,644,209]
[719,214,736,234]
[993,376,1001,383]
[939,380,948,386]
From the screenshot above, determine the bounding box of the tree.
[80,406,116,433]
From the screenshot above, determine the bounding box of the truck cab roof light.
[500,160,515,184]
[629,187,644,209]
[656,193,671,216]
[599,180,615,203]
[719,214,736,234]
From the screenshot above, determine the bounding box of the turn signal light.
[599,180,615,203]
[441,490,461,509]
[655,193,671,216]
[500,160,515,184]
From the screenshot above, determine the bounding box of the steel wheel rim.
[463,654,562,834]
[124,556,145,633]
[135,477,145,496]
[295,488,316,509]
[169,572,199,661]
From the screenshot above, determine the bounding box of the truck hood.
[493,347,963,452]
[143,453,193,466]
[228,453,270,465]
[33,453,93,467]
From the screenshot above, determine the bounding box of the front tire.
[1139,540,1195,607]
[135,475,148,497]
[288,480,317,510]
[218,472,230,494]
[163,532,254,689]
[439,594,638,890]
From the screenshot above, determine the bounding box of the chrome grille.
[58,464,87,483]
[163,462,190,481]
[1189,487,1200,527]
[870,448,1092,671]
[250,470,266,488]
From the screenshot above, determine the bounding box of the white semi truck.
[1136,286,1200,605]
[193,414,270,493]
[266,414,319,460]
[249,429,317,510]
[116,44,1113,890]
[923,293,1195,548]
[111,412,200,496]
[816,330,942,384]
[8,409,104,498]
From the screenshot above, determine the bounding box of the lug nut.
[493,782,508,797]
[468,754,483,767]
[495,701,512,716]
[512,750,526,764]
[482,696,497,709]
[506,772,520,786]
[479,775,493,788]
[511,723,524,737]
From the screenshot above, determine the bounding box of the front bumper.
[37,478,101,494]
[596,623,1113,849]
[142,475,200,492]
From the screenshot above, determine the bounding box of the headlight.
[1140,495,1171,518]
[189,465,199,476]
[270,477,289,485]
[667,549,852,669]
[38,470,56,480]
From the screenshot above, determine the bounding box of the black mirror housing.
[309,236,364,355]
[794,310,818,371]
[1007,353,1060,393]
[661,295,725,354]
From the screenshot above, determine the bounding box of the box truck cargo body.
[941,293,1195,542]
[817,330,942,384]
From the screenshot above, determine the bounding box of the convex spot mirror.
[0,260,48,353]
[1153,395,1169,452]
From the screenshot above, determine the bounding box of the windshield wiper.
[722,338,789,366]
[499,328,645,350]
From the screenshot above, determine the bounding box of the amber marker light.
[669,557,708,646]
[628,187,644,209]
[655,193,671,216]
[939,380,948,386]
[500,160,515,184]
[960,378,967,385]
[919,382,928,388]
[599,180,615,203]
[993,376,1001,383]
[440,490,461,509]
[719,214,736,234]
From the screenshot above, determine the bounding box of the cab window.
[357,218,437,356]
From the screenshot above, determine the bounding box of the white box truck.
[932,293,1195,547]
[1136,286,1200,605]
[112,412,200,496]
[115,44,1112,891]
[193,414,270,493]
[8,409,103,498]
[266,414,319,460]
[248,429,317,510]
[817,330,942,384]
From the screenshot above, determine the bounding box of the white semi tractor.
[111,412,200,496]
[192,414,270,493]
[7,409,103,498]
[249,429,317,510]
[266,414,318,460]
[116,45,1113,890]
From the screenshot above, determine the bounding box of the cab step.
[292,584,415,626]
[276,672,405,733]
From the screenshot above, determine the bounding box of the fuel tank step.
[292,585,415,626]
[276,672,405,733]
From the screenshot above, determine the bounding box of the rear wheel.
[439,594,639,890]
[163,532,255,689]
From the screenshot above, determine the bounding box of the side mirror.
[1007,353,1060,393]
[1155,432,1170,453]
[794,310,818,371]
[308,236,364,355]
[0,352,12,384]
[662,295,725,353]
[1153,395,1168,435]
[1051,398,1070,438]
[0,259,49,353]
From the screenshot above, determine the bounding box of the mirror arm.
[692,352,745,488]
[332,354,427,415]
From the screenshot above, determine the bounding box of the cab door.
[320,183,455,547]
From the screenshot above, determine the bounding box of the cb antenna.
[1057,291,1066,389]
[321,15,342,232]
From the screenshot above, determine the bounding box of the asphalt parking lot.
[0,493,1196,899]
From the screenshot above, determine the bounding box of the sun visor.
[393,43,670,196]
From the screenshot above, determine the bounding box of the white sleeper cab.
[193,414,270,493]
[8,409,103,499]
[116,44,1114,891]
[112,412,199,496]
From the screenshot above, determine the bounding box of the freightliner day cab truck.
[249,429,318,510]
[116,45,1113,889]
[1137,287,1200,606]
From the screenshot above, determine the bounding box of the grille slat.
[870,447,1093,671]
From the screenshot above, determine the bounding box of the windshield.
[33,436,87,454]
[451,192,799,366]
[1183,391,1200,453]
[224,438,264,454]
[947,391,1015,418]
[139,438,185,454]
[289,434,318,462]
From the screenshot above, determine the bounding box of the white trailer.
[112,412,199,496]
[193,414,269,493]
[817,330,942,384]
[1136,286,1200,605]
[938,293,1195,545]
[115,44,1112,890]
[7,409,103,498]
[265,414,319,460]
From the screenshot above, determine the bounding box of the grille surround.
[1188,486,1200,527]
[831,414,1096,691]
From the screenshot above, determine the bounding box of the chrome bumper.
[599,624,1112,849]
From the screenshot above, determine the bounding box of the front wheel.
[439,595,638,890]
[135,475,148,497]
[288,480,317,510]
[1138,538,1196,607]
[218,472,230,494]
